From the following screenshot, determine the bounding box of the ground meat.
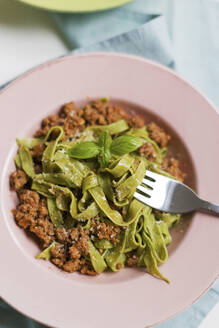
[69,227,80,242]
[55,227,69,243]
[63,259,81,273]
[31,144,45,163]
[14,203,37,229]
[30,217,55,248]
[128,115,145,128]
[63,115,85,138]
[31,199,54,247]
[51,258,65,269]
[34,99,144,139]
[34,114,64,138]
[74,227,89,255]
[126,252,138,267]
[10,170,28,191]
[52,244,96,275]
[51,242,65,259]
[138,142,157,161]
[38,199,49,219]
[54,225,89,257]
[13,192,54,246]
[50,242,65,267]
[83,100,129,126]
[34,99,143,142]
[106,105,128,124]
[147,122,171,148]
[50,226,89,273]
[75,237,89,255]
[80,263,97,276]
[83,103,103,125]
[42,114,63,129]
[38,218,54,236]
[19,189,39,207]
[59,102,79,118]
[69,245,81,259]
[162,157,186,182]
[91,219,121,243]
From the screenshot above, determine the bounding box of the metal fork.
[134,170,219,215]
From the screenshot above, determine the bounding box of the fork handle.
[199,200,219,215]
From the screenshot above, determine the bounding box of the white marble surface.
[198,302,219,328]
[0,0,68,85]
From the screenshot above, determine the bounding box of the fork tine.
[136,185,152,196]
[134,191,151,204]
[142,178,154,189]
[145,170,158,181]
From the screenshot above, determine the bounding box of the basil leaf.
[97,132,111,168]
[110,135,143,155]
[68,141,100,159]
[98,131,111,149]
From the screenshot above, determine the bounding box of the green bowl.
[18,0,133,13]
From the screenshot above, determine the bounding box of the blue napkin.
[1,0,219,327]
[52,0,219,109]
[52,0,164,48]
[72,16,174,68]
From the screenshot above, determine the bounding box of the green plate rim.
[17,0,133,13]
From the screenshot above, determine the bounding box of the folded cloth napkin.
[52,0,219,109]
[0,0,218,327]
[52,0,164,48]
[72,16,174,67]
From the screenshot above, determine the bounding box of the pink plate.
[0,53,218,328]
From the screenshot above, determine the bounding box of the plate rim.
[0,52,218,328]
[1,52,218,116]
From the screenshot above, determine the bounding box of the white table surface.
[0,0,68,86]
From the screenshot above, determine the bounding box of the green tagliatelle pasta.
[32,179,78,217]
[88,241,107,274]
[47,198,64,227]
[18,146,35,178]
[42,126,64,173]
[36,242,56,260]
[105,232,127,271]
[88,119,129,135]
[103,154,135,178]
[17,137,44,149]
[15,106,182,283]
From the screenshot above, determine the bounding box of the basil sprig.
[97,132,112,168]
[68,131,143,167]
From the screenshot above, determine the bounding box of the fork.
[134,170,219,215]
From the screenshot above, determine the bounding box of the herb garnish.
[68,132,143,168]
